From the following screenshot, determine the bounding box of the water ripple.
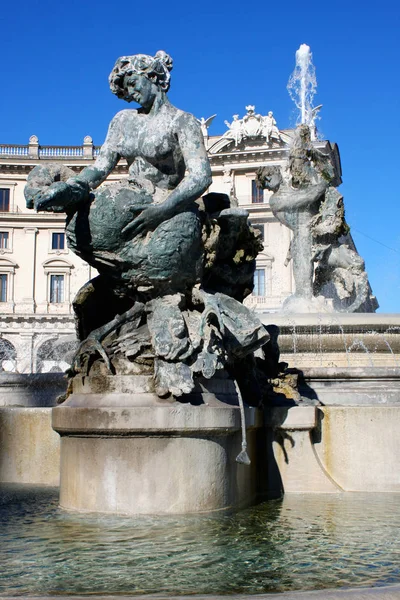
[1,486,399,595]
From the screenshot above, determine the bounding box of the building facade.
[0,108,351,373]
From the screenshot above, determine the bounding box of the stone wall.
[0,408,60,485]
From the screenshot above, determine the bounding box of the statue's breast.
[139,126,176,163]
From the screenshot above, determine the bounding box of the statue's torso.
[110,107,186,194]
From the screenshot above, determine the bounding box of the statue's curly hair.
[109,50,173,96]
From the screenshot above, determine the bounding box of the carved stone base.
[52,374,263,514]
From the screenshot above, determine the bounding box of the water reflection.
[1,485,399,595]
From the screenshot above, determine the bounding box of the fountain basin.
[1,366,399,494]
[262,313,400,368]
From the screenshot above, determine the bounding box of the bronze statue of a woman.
[24,51,268,401]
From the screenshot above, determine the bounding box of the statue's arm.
[272,181,327,212]
[72,114,122,189]
[161,113,212,215]
[31,115,121,213]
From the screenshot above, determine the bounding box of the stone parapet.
[300,367,400,405]
[0,372,67,407]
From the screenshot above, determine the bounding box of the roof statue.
[242,105,262,137]
[223,114,243,146]
[220,106,282,149]
[262,111,281,143]
[197,114,216,138]
[309,104,323,141]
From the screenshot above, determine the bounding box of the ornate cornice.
[0,314,74,327]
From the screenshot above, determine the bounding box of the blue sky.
[1,0,399,312]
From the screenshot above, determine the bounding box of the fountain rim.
[1,583,400,599]
[299,366,400,380]
[260,313,400,327]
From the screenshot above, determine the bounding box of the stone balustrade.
[0,145,29,156]
[246,295,268,304]
[39,146,83,157]
[0,136,101,160]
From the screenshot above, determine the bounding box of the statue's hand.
[35,178,89,213]
[121,204,171,239]
[35,181,71,212]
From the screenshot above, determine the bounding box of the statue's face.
[123,73,159,109]
[269,173,281,191]
[261,169,281,192]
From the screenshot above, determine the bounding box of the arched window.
[36,336,76,373]
[0,338,17,372]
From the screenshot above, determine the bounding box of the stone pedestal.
[52,374,263,515]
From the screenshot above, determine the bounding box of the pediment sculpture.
[222,106,282,148]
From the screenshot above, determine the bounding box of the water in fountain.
[346,339,374,367]
[384,327,400,366]
[1,485,400,596]
[287,43,320,139]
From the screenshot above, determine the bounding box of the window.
[251,223,264,242]
[0,274,7,302]
[0,232,9,249]
[251,180,263,204]
[52,232,65,250]
[0,259,16,307]
[44,258,73,310]
[50,275,64,303]
[253,269,265,296]
[0,189,10,212]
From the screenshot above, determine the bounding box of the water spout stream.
[287,44,320,138]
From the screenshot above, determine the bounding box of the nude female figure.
[25,50,212,294]
[24,51,269,400]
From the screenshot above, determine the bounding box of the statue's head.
[295,124,312,145]
[109,51,173,106]
[256,166,282,192]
